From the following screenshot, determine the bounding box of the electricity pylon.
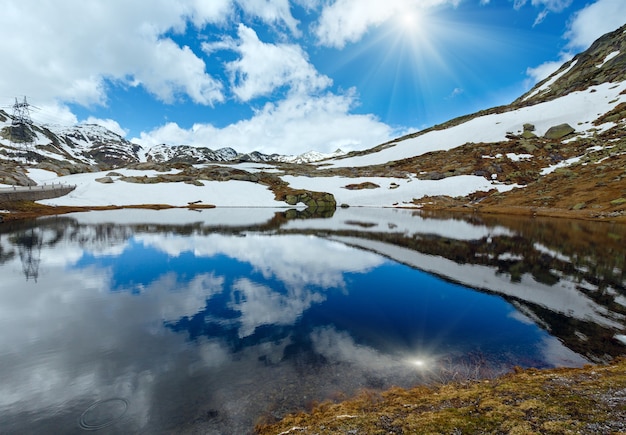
[9,96,35,155]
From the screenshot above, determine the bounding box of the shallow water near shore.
[0,207,624,434]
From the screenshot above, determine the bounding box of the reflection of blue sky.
[70,234,388,341]
[74,238,256,293]
[304,262,554,365]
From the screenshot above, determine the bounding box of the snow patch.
[597,51,620,68]
[283,174,518,207]
[506,153,533,162]
[540,156,582,175]
[523,60,578,101]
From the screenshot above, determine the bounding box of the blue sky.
[1,0,625,155]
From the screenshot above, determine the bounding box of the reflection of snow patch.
[508,310,535,325]
[615,295,626,308]
[539,336,589,367]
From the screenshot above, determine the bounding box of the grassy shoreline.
[255,358,626,434]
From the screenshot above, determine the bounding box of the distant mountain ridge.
[0,114,345,169]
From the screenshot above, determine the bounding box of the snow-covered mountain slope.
[276,149,346,164]
[143,144,239,163]
[0,119,140,167]
[324,81,626,169]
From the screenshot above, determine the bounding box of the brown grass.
[255,358,626,435]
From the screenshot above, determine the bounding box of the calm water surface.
[1,208,624,434]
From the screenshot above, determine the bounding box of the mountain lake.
[0,207,624,434]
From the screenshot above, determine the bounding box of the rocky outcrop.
[544,123,575,140]
[284,191,336,208]
[95,176,114,184]
[0,164,36,186]
[521,123,537,139]
[344,182,380,190]
[36,160,97,176]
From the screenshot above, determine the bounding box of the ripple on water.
[79,398,129,431]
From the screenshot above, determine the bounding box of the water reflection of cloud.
[136,233,385,290]
[230,278,325,338]
[0,255,229,416]
[311,326,404,372]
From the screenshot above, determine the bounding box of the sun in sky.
[0,0,624,156]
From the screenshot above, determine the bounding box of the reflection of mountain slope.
[326,232,625,362]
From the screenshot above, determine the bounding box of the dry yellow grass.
[255,359,626,435]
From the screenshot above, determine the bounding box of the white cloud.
[525,53,573,83]
[446,87,464,99]
[236,0,301,35]
[533,9,549,26]
[187,0,233,28]
[513,0,573,27]
[0,0,304,112]
[0,0,226,109]
[84,117,129,137]
[564,0,626,50]
[218,24,332,101]
[133,89,397,154]
[29,103,79,126]
[513,0,572,12]
[314,0,460,48]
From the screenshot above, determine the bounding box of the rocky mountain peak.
[516,23,626,106]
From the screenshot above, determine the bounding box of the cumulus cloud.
[237,0,301,35]
[206,24,332,102]
[29,103,80,126]
[133,89,397,154]
[314,0,460,48]
[564,0,626,50]
[0,0,225,108]
[0,0,305,110]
